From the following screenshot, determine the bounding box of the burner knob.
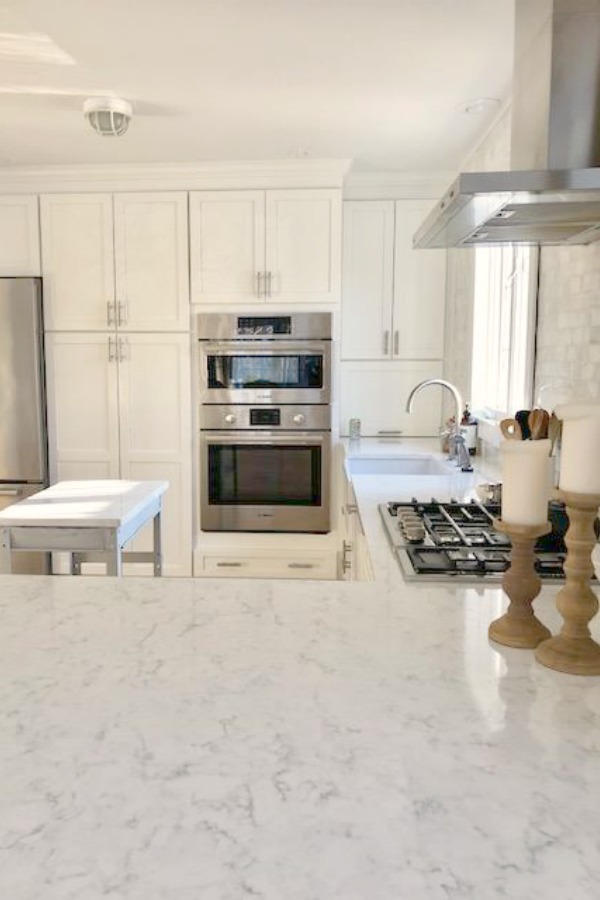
[292,413,306,425]
[224,413,236,424]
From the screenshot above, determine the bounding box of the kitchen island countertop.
[1,444,599,899]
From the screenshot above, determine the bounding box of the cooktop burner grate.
[380,498,568,583]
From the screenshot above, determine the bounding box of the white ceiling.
[0,0,515,171]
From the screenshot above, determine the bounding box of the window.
[470,245,538,417]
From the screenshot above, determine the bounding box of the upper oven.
[197,312,331,405]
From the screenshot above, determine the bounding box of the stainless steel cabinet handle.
[383,330,390,355]
[342,540,353,573]
[257,272,263,297]
[217,561,243,568]
[288,562,314,569]
[0,488,21,497]
[346,503,359,514]
[108,336,116,362]
[266,271,273,297]
[393,330,399,355]
[118,338,129,362]
[107,301,115,326]
[377,429,403,435]
[117,301,128,326]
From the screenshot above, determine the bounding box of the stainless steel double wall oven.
[198,313,332,533]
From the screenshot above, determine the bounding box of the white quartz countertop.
[1,445,599,900]
[0,480,169,528]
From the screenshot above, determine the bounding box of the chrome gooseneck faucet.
[405,378,473,472]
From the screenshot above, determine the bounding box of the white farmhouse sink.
[345,454,451,476]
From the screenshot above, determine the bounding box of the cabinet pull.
[256,271,263,297]
[107,302,115,326]
[393,330,399,355]
[266,271,273,297]
[377,429,403,435]
[117,301,128,326]
[108,336,116,362]
[342,540,353,573]
[345,503,358,514]
[0,488,21,497]
[288,562,314,570]
[383,330,390,354]
[217,561,243,568]
[118,338,129,362]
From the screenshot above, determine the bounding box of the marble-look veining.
[1,445,599,899]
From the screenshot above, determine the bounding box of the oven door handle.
[201,431,330,446]
[199,341,330,355]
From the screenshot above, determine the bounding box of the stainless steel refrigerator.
[0,277,49,573]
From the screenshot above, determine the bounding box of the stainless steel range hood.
[414,0,600,248]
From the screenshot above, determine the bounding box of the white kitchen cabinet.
[0,195,41,276]
[40,194,115,331]
[45,332,192,576]
[199,550,337,580]
[340,477,373,582]
[341,199,446,360]
[190,188,341,304]
[113,193,190,331]
[340,360,444,437]
[41,192,189,332]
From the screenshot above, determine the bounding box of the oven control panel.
[201,404,330,431]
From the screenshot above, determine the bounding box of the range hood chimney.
[414,0,600,248]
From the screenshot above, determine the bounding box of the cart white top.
[0,480,169,529]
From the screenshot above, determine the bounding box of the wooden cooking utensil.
[500,418,523,440]
[548,412,561,455]
[528,408,550,440]
[515,409,531,440]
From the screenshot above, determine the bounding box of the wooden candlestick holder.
[488,518,552,648]
[535,490,600,675]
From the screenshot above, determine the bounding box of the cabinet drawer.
[200,552,336,580]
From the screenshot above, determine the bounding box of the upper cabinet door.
[393,200,446,359]
[341,200,395,360]
[41,194,115,331]
[0,196,40,276]
[265,189,341,304]
[114,192,189,332]
[189,190,265,303]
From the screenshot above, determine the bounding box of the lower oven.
[200,405,330,533]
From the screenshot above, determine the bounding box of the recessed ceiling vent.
[414,0,600,248]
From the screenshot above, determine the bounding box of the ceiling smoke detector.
[83,96,132,136]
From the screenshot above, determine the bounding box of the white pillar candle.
[555,403,600,494]
[501,438,551,526]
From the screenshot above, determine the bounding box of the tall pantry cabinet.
[42,192,192,576]
[340,199,447,436]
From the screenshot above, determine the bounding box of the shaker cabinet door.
[114,192,189,331]
[45,332,120,480]
[265,189,341,304]
[0,195,40,275]
[117,333,192,577]
[189,190,265,303]
[41,194,115,331]
[341,200,394,359]
[393,199,446,359]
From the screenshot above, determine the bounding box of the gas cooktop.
[380,498,567,583]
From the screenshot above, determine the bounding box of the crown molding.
[0,158,353,193]
[343,170,455,200]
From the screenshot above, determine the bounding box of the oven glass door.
[201,432,330,532]
[200,341,330,403]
